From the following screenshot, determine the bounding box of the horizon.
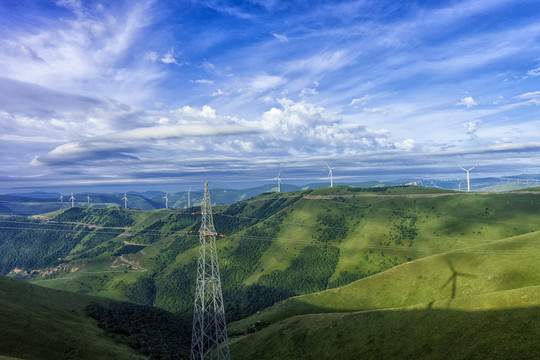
[2,170,539,195]
[2,1,540,192]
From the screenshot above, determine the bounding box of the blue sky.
[1,0,540,192]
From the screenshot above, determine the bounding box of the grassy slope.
[229,231,540,332]
[229,302,540,360]
[0,275,146,360]
[228,231,540,359]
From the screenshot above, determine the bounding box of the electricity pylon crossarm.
[191,182,230,360]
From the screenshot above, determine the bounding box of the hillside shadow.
[441,259,476,306]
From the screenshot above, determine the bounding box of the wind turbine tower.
[122,192,128,209]
[70,192,75,208]
[190,182,231,360]
[188,186,191,207]
[274,170,282,193]
[164,192,169,209]
[327,163,335,187]
[87,194,90,204]
[59,194,64,203]
[459,165,477,192]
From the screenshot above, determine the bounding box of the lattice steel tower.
[191,182,231,360]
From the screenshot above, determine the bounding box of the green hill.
[0,275,147,360]
[2,186,540,358]
[229,231,540,332]
[0,275,192,359]
[225,231,540,359]
[228,302,540,359]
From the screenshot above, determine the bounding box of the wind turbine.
[273,170,282,193]
[121,192,128,209]
[327,163,335,187]
[187,186,191,207]
[70,192,75,208]
[87,194,90,204]
[59,194,64,203]
[163,192,169,209]
[458,165,477,192]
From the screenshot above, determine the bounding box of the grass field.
[229,230,540,332]
[229,304,540,360]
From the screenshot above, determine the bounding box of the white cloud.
[516,91,540,99]
[171,105,218,120]
[526,65,540,77]
[114,124,256,141]
[161,49,180,65]
[192,79,214,85]
[363,107,388,115]
[300,87,318,97]
[349,95,371,106]
[457,96,478,108]
[252,98,396,154]
[272,32,288,42]
[211,89,227,96]
[462,119,482,139]
[394,139,415,151]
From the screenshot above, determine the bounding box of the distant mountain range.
[1,175,539,215]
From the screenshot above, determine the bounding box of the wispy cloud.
[363,107,388,116]
[0,0,161,104]
[526,64,540,77]
[349,95,371,106]
[516,91,540,100]
[192,79,214,85]
[272,32,288,42]
[462,119,482,139]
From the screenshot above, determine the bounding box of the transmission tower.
[191,182,231,360]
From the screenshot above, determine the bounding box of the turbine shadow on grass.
[441,258,476,306]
